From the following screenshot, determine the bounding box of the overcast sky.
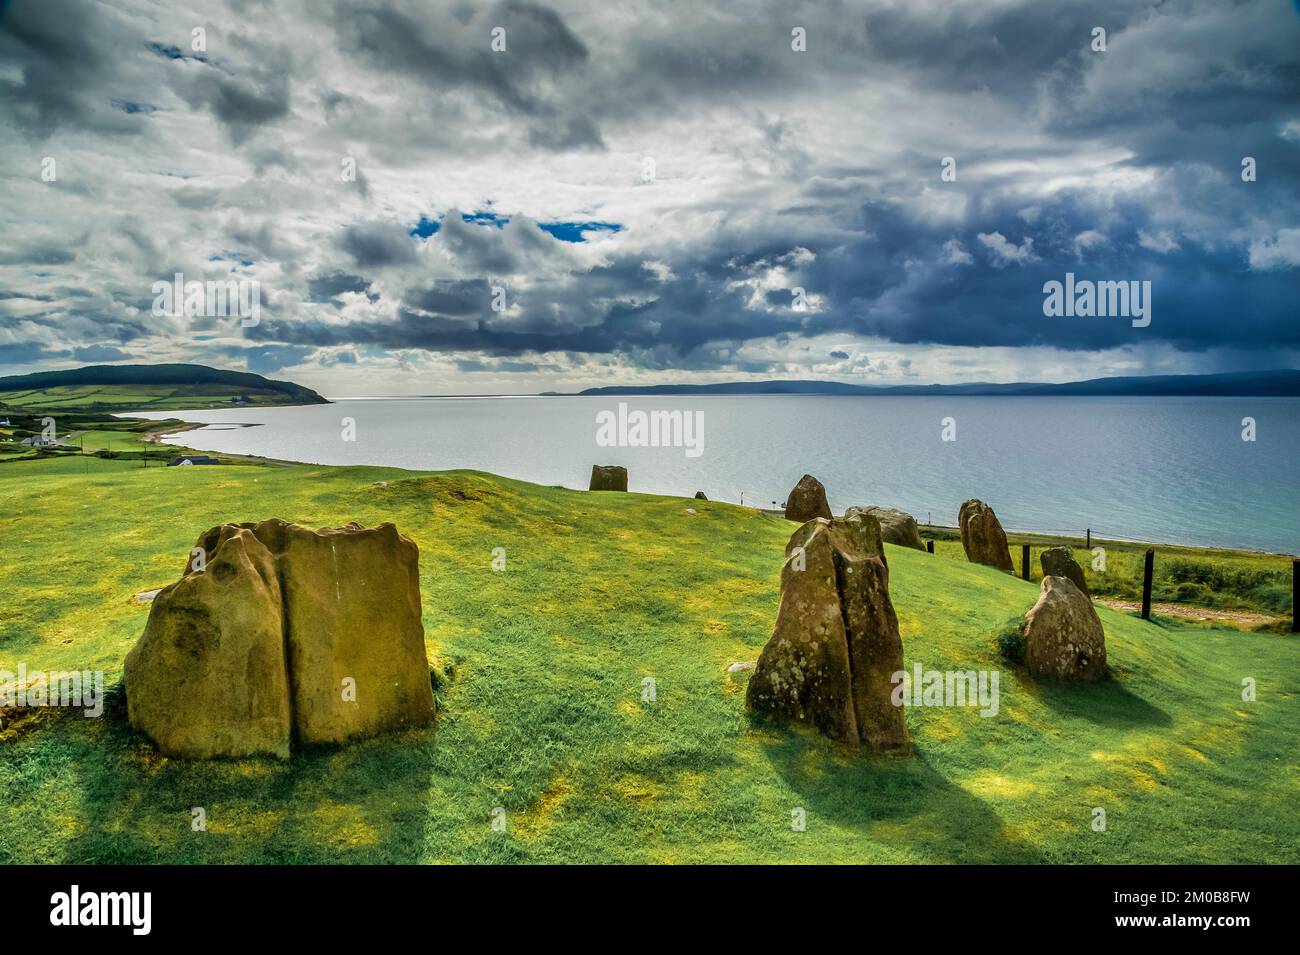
[2,0,1298,395]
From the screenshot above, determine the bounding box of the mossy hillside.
[0,456,1296,863]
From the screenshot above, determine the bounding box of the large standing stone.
[958,499,1014,573]
[846,505,926,551]
[589,465,628,491]
[126,520,435,758]
[242,520,434,745]
[746,513,907,750]
[126,526,291,758]
[1024,576,1107,681]
[784,474,832,523]
[1040,546,1089,598]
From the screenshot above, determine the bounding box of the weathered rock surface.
[846,505,926,551]
[783,474,832,523]
[1024,576,1107,681]
[1040,546,1090,598]
[958,499,1014,573]
[126,520,435,758]
[746,513,907,750]
[126,526,292,759]
[590,465,628,491]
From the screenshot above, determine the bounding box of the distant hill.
[576,369,1300,397]
[0,364,328,411]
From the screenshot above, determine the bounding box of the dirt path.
[1097,598,1285,628]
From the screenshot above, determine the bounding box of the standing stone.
[958,499,1014,573]
[746,513,907,750]
[694,491,708,500]
[126,526,292,759]
[1024,576,1107,681]
[245,520,435,745]
[125,519,435,758]
[784,474,832,523]
[846,505,926,551]
[590,465,628,491]
[1040,546,1089,598]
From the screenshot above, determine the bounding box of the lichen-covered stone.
[589,465,628,491]
[126,520,434,758]
[746,513,907,750]
[1024,576,1107,681]
[784,474,832,523]
[846,505,926,551]
[1040,546,1089,598]
[958,499,1014,573]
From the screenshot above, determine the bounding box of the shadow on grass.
[1030,671,1172,729]
[49,688,441,864]
[757,718,1046,863]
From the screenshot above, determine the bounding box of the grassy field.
[1,452,1296,863]
[0,383,307,412]
[921,529,1295,625]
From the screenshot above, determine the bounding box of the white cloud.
[977,231,1037,266]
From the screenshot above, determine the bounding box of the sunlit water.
[126,395,1300,554]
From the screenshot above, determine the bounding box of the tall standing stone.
[958,499,1014,573]
[746,513,907,750]
[784,474,832,523]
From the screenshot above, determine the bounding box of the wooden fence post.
[926,540,934,554]
[1292,559,1298,634]
[1021,543,1030,581]
[1141,549,1155,620]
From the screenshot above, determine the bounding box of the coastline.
[147,412,1294,561]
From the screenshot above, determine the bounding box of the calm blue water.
[126,395,1300,554]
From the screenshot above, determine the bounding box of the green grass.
[1,455,1297,863]
[922,529,1294,621]
[0,383,305,412]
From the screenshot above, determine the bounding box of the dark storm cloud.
[0,0,144,136]
[307,272,375,303]
[338,222,418,267]
[4,0,1299,382]
[71,344,131,362]
[403,280,492,318]
[167,36,293,144]
[332,0,601,149]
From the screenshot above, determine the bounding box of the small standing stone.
[1024,576,1107,681]
[784,474,832,523]
[589,465,628,491]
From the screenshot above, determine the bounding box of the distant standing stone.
[784,474,832,523]
[846,505,926,551]
[958,499,1014,573]
[1040,546,1090,598]
[747,512,907,751]
[694,491,708,500]
[1024,576,1107,680]
[589,465,628,491]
